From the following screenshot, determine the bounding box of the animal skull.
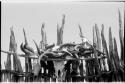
[33,60,41,76]
[38,45,73,82]
[53,60,67,82]
[54,50,74,82]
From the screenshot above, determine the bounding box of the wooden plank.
[10,28,23,73]
[118,9,124,67]
[101,24,112,71]
[109,27,116,71]
[95,24,101,51]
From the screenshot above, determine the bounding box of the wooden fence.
[0,10,124,82]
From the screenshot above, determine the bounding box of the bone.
[59,43,76,50]
[53,60,66,82]
[33,62,41,76]
[20,43,33,54]
[24,43,34,53]
[45,44,55,50]
[74,45,82,51]
[33,40,41,55]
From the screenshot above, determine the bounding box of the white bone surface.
[53,60,66,82]
[52,46,60,51]
[33,62,41,76]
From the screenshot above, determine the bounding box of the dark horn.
[74,45,81,51]
[20,43,29,54]
[46,44,55,50]
[24,43,34,53]
[20,43,25,52]
[60,50,73,58]
[59,43,76,50]
[20,43,32,54]
[33,40,41,55]
[45,52,58,58]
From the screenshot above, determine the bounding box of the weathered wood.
[114,38,124,81]
[40,23,47,50]
[23,29,29,76]
[57,23,61,45]
[23,28,33,81]
[109,27,116,71]
[3,29,13,82]
[94,24,107,73]
[57,15,65,45]
[101,24,112,71]
[118,9,124,67]
[10,28,23,73]
[79,24,84,43]
[1,13,124,82]
[60,14,65,44]
[95,24,101,51]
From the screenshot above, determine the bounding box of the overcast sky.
[1,1,124,70]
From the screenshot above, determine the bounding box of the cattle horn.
[46,44,55,50]
[38,51,57,66]
[59,43,76,50]
[20,43,25,53]
[24,44,34,53]
[74,45,82,51]
[20,43,31,54]
[33,40,41,55]
[60,50,73,58]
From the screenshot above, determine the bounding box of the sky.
[1,1,124,70]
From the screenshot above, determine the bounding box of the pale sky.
[1,1,124,70]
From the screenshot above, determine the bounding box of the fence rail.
[1,10,124,82]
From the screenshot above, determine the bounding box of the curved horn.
[74,45,82,51]
[33,40,41,55]
[44,52,58,58]
[60,50,73,58]
[20,43,31,54]
[20,43,25,53]
[24,43,34,53]
[59,43,76,50]
[38,51,57,66]
[46,44,55,50]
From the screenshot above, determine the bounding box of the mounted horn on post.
[21,28,33,73]
[33,40,42,56]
